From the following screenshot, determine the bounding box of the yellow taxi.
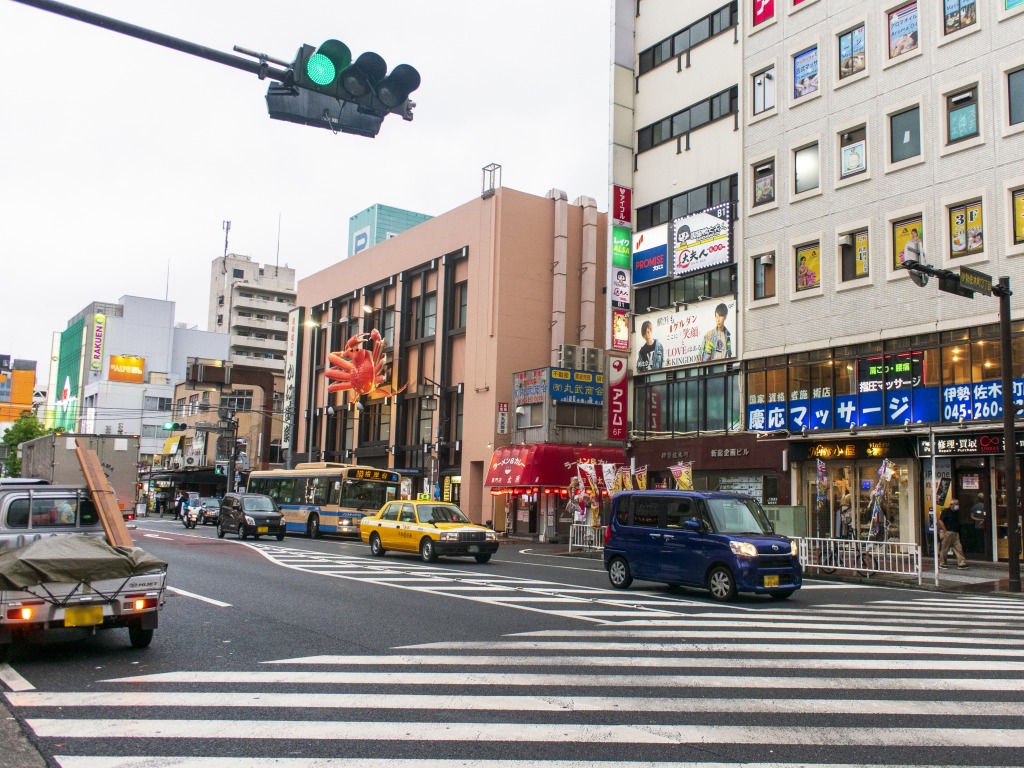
[360,499,500,563]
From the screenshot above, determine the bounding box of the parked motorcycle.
[182,504,200,529]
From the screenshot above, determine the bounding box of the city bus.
[246,463,403,539]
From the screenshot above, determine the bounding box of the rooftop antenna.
[222,220,231,262]
[275,213,281,275]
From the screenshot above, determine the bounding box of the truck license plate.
[64,605,104,627]
[763,575,780,588]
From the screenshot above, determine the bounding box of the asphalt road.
[1,518,1022,767]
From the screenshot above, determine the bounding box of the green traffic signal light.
[163,422,186,431]
[306,39,351,87]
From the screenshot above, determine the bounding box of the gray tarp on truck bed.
[0,535,166,590]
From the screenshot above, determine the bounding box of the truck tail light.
[6,601,44,620]
[125,594,159,611]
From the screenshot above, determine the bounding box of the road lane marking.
[0,663,35,691]
[26,719,1024,746]
[97,670,1024,690]
[50,760,1016,768]
[165,587,231,607]
[10,690,1023,716]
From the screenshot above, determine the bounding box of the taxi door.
[394,503,419,552]
[374,503,402,549]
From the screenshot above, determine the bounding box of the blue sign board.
[549,367,605,405]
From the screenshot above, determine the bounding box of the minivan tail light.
[604,525,611,545]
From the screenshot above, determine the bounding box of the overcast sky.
[0,0,610,376]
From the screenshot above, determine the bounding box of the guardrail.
[568,523,604,553]
[797,536,921,584]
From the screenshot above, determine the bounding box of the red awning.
[484,444,627,487]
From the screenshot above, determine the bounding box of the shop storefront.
[789,437,917,544]
[918,431,1024,563]
[484,444,626,542]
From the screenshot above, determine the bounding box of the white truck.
[20,433,141,519]
[0,484,167,661]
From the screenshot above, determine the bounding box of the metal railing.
[797,537,921,584]
[568,523,605,553]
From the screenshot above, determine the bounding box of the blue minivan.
[603,490,801,601]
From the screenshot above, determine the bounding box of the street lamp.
[304,319,319,462]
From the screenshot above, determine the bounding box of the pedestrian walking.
[938,498,968,569]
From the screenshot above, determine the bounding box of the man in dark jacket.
[938,499,968,569]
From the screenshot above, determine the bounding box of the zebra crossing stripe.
[27,719,1024,746]
[52,759,1005,768]
[260,653,1024,672]
[515,620,1023,636]
[97,670,1024,690]
[9,690,1023,716]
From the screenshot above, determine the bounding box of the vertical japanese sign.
[854,230,870,278]
[282,307,301,459]
[607,357,628,441]
[497,402,508,435]
[612,185,631,225]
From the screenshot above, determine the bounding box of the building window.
[944,0,977,35]
[794,143,820,194]
[842,229,871,282]
[753,67,776,115]
[893,215,924,270]
[946,87,979,143]
[840,127,867,178]
[555,403,598,428]
[1009,67,1024,126]
[638,3,737,75]
[890,106,921,162]
[637,87,738,154]
[1014,188,1024,246]
[420,293,437,338]
[795,243,821,291]
[753,160,775,206]
[453,281,468,330]
[232,268,244,279]
[637,174,737,230]
[793,46,819,99]
[949,200,984,257]
[838,24,866,79]
[754,253,776,300]
[753,0,775,27]
[216,314,223,326]
[888,2,919,60]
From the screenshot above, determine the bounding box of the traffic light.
[288,40,420,119]
[163,422,187,431]
[266,83,384,136]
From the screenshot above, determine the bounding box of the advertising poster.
[671,203,731,276]
[888,2,919,59]
[949,101,978,142]
[753,0,775,26]
[1014,189,1024,245]
[754,168,775,205]
[854,230,870,278]
[549,368,604,405]
[612,309,630,352]
[632,225,669,285]
[512,368,547,405]
[611,226,631,309]
[839,26,865,78]
[53,319,85,432]
[90,313,106,371]
[631,300,737,372]
[793,47,818,98]
[945,0,977,33]
[108,355,145,384]
[893,216,923,270]
[795,244,820,290]
[1009,0,1024,9]
[949,201,983,257]
[841,140,866,177]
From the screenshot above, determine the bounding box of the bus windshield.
[342,479,396,511]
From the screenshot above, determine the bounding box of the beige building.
[295,184,621,534]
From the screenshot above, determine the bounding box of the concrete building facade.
[295,185,620,537]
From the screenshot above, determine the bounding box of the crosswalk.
[238,541,828,621]
[3,593,1022,767]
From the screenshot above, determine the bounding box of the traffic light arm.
[900,260,957,282]
[13,0,292,84]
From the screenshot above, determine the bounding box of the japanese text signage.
[612,185,631,225]
[607,358,628,441]
[549,368,605,405]
[753,0,775,26]
[351,468,400,482]
[671,203,731,276]
[513,369,547,405]
[918,433,1024,457]
[632,225,668,285]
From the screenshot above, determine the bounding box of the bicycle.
[815,539,871,577]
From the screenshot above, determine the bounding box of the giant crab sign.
[324,329,407,403]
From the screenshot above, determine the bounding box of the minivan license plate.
[763,575,780,588]
[257,526,269,534]
[65,605,103,627]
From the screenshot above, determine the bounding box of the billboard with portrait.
[631,299,737,374]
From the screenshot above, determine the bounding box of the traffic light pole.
[904,261,1020,593]
[12,0,291,83]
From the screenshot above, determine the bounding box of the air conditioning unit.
[761,254,774,266]
[583,347,602,372]
[558,344,577,369]
[185,456,197,466]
